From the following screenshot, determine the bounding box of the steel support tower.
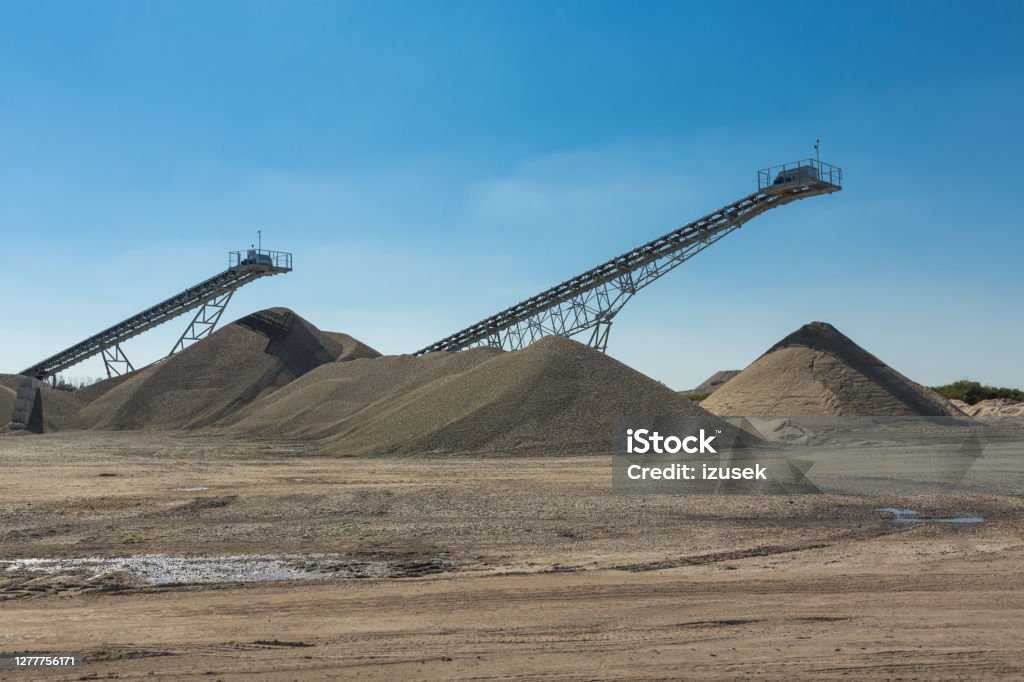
[416,159,841,355]
[20,249,293,380]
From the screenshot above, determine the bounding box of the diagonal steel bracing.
[100,344,135,378]
[167,290,236,358]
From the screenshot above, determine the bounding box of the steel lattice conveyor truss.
[19,249,293,381]
[416,159,842,355]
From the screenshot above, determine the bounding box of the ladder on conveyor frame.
[415,159,842,355]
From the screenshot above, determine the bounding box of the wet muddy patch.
[0,552,456,596]
[877,508,983,524]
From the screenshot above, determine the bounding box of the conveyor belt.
[416,159,841,354]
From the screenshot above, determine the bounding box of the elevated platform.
[759,158,842,195]
[229,249,293,273]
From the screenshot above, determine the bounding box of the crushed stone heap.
[75,308,380,430]
[231,335,711,455]
[682,370,741,397]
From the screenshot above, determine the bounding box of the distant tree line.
[932,380,1024,405]
[51,375,101,392]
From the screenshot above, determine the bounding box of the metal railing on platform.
[229,249,293,271]
[758,159,842,193]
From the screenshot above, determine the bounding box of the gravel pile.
[34,386,88,430]
[229,345,504,439]
[232,335,710,455]
[72,372,140,404]
[321,332,381,362]
[682,370,741,397]
[75,308,379,430]
[701,322,964,417]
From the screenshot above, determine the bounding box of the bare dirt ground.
[2,431,1023,680]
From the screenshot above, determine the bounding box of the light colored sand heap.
[682,370,741,397]
[232,335,710,455]
[702,322,964,417]
[0,385,14,426]
[1,373,21,427]
[0,374,23,392]
[75,308,380,430]
[959,399,1024,418]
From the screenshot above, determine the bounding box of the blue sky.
[1,1,1022,389]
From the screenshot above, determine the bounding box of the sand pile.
[701,322,963,417]
[0,374,24,392]
[0,385,14,426]
[75,308,379,430]
[958,399,1024,418]
[232,336,710,455]
[683,370,740,397]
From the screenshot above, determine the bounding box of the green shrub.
[932,380,1024,405]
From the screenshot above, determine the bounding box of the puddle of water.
[0,553,404,585]
[877,508,983,524]
[173,487,208,492]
